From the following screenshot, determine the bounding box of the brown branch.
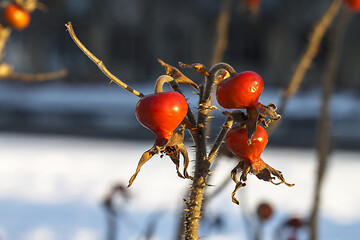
[2,69,68,81]
[65,22,144,98]
[278,0,342,115]
[210,0,233,67]
[208,116,233,163]
[309,8,351,240]
[184,62,236,240]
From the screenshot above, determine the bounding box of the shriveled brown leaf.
[179,62,209,76]
[157,58,200,92]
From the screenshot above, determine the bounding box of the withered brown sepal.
[128,125,192,187]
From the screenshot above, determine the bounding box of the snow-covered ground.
[0,133,359,240]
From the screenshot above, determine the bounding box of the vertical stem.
[184,64,235,240]
[309,8,351,240]
[106,212,117,240]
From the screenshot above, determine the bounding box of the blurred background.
[0,0,359,239]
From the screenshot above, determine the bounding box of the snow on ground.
[0,133,359,240]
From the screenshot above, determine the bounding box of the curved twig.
[65,22,144,98]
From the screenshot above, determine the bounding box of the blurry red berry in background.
[4,4,30,30]
[243,0,262,8]
[257,202,274,221]
[344,0,360,11]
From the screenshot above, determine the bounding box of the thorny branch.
[65,22,144,98]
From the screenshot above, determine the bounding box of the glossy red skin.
[216,71,264,109]
[344,0,360,11]
[4,4,30,30]
[225,125,268,165]
[135,91,188,146]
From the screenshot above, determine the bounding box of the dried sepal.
[178,62,209,76]
[245,107,259,144]
[223,110,247,126]
[128,147,157,187]
[230,158,294,205]
[230,160,250,205]
[257,103,281,121]
[157,58,200,92]
[128,125,192,187]
[163,125,192,180]
[246,103,281,143]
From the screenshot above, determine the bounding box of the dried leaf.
[157,59,200,92]
[179,62,209,76]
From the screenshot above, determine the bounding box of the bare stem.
[154,75,174,93]
[65,22,144,98]
[309,8,351,240]
[278,0,342,115]
[208,116,233,163]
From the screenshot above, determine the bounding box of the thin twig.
[208,116,233,163]
[65,22,144,98]
[278,0,342,115]
[309,7,351,240]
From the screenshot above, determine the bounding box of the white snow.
[0,133,359,239]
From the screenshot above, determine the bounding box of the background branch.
[210,0,233,67]
[278,0,342,115]
[1,69,68,81]
[309,7,351,240]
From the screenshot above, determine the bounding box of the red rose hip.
[216,71,264,109]
[135,91,188,146]
[225,124,268,164]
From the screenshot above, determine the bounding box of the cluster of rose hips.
[216,71,294,204]
[129,59,293,204]
[3,3,31,30]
